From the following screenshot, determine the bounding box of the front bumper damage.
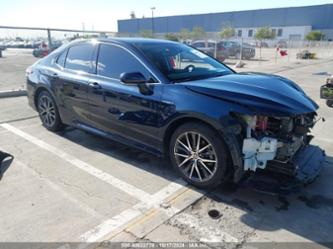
[237,113,325,185]
[241,145,325,195]
[268,145,325,184]
[242,137,325,184]
[294,145,325,184]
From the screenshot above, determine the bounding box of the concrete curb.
[0,89,27,98]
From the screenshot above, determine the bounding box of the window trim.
[95,42,161,84]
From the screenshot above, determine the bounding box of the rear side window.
[97,44,149,79]
[65,44,94,73]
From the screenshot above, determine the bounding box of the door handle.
[88,82,102,90]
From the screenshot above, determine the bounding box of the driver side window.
[97,44,150,80]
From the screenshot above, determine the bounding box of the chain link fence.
[118,31,333,67]
[184,37,333,67]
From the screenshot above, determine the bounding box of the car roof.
[97,37,179,46]
[65,37,180,49]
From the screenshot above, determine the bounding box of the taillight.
[256,116,268,131]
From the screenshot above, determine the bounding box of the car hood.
[182,72,318,116]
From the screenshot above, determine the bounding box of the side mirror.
[120,72,147,84]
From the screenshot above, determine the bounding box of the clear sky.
[1,0,333,33]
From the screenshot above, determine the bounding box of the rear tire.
[37,91,64,131]
[169,122,230,189]
[327,100,333,108]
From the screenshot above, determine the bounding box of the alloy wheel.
[38,95,56,127]
[174,131,218,182]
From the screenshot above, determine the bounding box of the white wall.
[321,29,333,40]
[234,26,312,40]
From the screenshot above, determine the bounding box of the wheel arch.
[34,85,56,109]
[34,85,64,131]
[163,116,219,155]
[163,115,245,183]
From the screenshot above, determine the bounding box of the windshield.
[134,42,233,82]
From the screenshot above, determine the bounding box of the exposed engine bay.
[236,113,324,183]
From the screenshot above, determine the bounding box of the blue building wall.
[118,4,333,33]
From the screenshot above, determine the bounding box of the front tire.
[169,122,229,189]
[37,91,64,131]
[327,100,333,108]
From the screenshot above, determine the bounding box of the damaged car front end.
[181,72,325,186]
[27,38,325,189]
[236,113,324,184]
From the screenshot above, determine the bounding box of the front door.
[87,43,163,150]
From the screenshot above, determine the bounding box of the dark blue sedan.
[26,38,324,188]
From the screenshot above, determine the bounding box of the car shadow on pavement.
[55,126,333,243]
[208,155,333,243]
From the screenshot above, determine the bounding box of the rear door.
[54,42,97,125]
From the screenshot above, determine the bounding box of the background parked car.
[221,41,256,60]
[32,41,63,58]
[0,43,6,51]
[0,43,5,57]
[276,40,288,48]
[250,40,269,48]
[191,40,229,62]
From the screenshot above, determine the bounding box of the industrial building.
[117,4,333,40]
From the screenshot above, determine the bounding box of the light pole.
[151,7,156,37]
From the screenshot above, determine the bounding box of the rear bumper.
[26,80,37,111]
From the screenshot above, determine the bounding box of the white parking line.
[82,179,238,243]
[80,180,186,242]
[0,123,151,202]
[2,123,237,244]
